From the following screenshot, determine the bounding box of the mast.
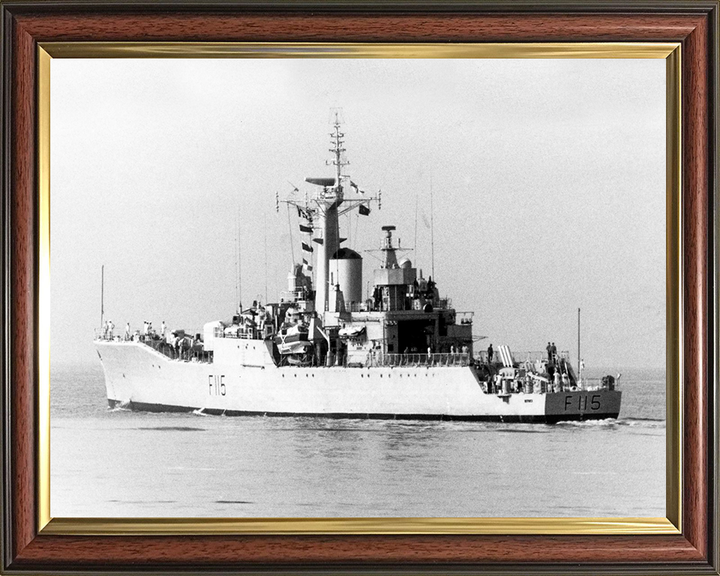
[577,307,581,377]
[315,112,347,315]
[285,203,297,265]
[235,207,242,312]
[430,175,435,279]
[100,265,104,329]
[414,194,419,252]
[264,211,268,303]
[332,112,345,185]
[278,113,376,314]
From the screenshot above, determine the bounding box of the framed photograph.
[1,2,717,574]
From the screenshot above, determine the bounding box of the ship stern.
[544,389,622,423]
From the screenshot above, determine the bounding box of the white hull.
[96,340,621,423]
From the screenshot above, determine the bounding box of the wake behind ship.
[95,117,621,424]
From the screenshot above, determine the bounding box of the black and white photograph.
[50,56,666,518]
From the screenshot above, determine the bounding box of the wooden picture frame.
[1,1,717,573]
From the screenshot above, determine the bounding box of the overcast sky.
[50,58,665,368]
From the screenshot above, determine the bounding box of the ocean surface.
[50,362,665,518]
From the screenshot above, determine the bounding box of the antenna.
[235,207,242,312]
[329,110,348,185]
[414,193,419,251]
[354,211,360,249]
[286,203,296,265]
[577,308,581,379]
[100,264,104,329]
[430,175,435,279]
[264,212,268,304]
[234,211,238,310]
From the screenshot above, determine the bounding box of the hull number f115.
[565,394,601,411]
[209,374,226,396]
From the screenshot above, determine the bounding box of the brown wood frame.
[1,1,717,573]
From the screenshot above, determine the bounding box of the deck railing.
[95,331,212,362]
[368,352,471,368]
[476,350,571,364]
[143,339,212,362]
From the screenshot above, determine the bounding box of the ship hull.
[97,341,621,423]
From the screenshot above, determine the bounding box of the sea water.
[50,362,665,518]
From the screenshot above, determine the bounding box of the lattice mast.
[276,113,378,316]
[313,113,348,314]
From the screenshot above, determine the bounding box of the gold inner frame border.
[36,41,682,536]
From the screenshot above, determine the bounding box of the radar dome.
[331,248,362,260]
[398,258,413,269]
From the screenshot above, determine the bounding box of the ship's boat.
[95,116,622,423]
[275,325,310,354]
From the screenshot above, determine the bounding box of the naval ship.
[95,118,621,423]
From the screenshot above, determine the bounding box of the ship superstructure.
[95,116,621,423]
